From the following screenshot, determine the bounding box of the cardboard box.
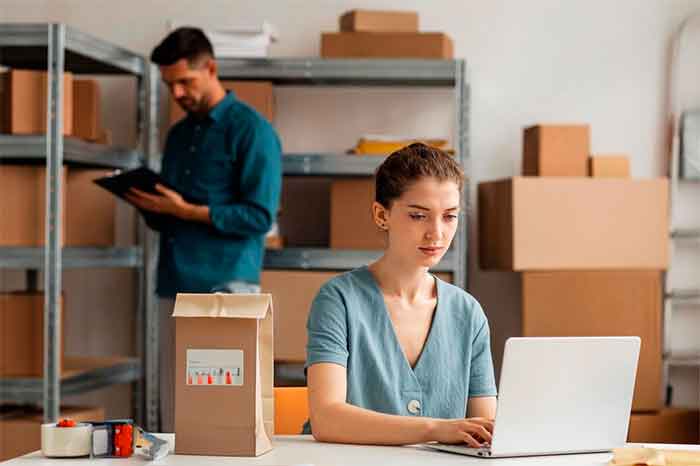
[169,81,274,126]
[628,408,699,443]
[0,292,64,377]
[0,405,104,461]
[340,10,419,33]
[589,155,630,178]
[0,69,73,135]
[0,166,114,246]
[0,165,66,246]
[522,125,589,176]
[321,32,453,59]
[174,293,274,456]
[522,271,662,412]
[72,79,101,141]
[65,169,115,246]
[330,178,384,249]
[478,177,669,270]
[261,270,452,363]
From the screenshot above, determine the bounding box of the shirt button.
[195,126,200,132]
[190,146,196,152]
[185,169,191,175]
[407,399,421,415]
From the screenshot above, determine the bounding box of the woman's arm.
[308,363,493,447]
[467,396,497,420]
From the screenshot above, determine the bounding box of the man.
[128,27,281,432]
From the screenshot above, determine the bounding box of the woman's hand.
[429,417,494,447]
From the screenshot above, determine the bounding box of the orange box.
[0,405,104,461]
[628,408,699,443]
[169,81,273,125]
[589,155,630,178]
[0,69,73,135]
[478,177,669,270]
[321,32,453,59]
[0,292,65,377]
[72,79,101,141]
[340,10,419,33]
[522,271,662,412]
[522,125,589,176]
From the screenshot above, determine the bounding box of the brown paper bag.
[173,293,274,456]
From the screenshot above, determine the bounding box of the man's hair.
[375,142,464,208]
[151,27,214,66]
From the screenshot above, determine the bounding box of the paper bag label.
[186,349,244,386]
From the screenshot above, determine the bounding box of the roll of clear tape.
[41,423,92,457]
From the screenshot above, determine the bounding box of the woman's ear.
[372,201,390,231]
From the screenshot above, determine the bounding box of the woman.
[304,142,497,446]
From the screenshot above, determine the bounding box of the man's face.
[160,57,216,115]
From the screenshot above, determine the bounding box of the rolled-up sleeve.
[468,308,498,397]
[209,120,282,237]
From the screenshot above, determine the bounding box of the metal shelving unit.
[0,23,158,426]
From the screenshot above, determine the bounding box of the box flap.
[172,293,271,319]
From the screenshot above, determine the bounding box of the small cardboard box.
[169,81,274,126]
[0,69,73,135]
[174,293,274,457]
[522,125,589,176]
[340,10,419,33]
[65,168,115,246]
[0,405,104,461]
[628,408,699,443]
[589,155,630,178]
[321,32,453,59]
[0,292,65,377]
[72,79,102,141]
[478,177,669,270]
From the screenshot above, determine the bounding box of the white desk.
[3,435,699,466]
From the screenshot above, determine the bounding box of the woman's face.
[374,177,460,269]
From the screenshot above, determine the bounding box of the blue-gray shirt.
[303,266,497,434]
[150,92,282,297]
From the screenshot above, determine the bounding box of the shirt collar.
[207,91,236,123]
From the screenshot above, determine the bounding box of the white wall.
[1,0,698,413]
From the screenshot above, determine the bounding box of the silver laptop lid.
[491,337,640,456]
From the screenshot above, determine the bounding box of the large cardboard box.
[522,125,589,176]
[522,271,662,412]
[261,270,453,363]
[72,79,101,141]
[330,178,383,249]
[589,155,630,178]
[0,69,73,135]
[169,81,274,126]
[628,408,699,443]
[340,10,419,33]
[65,169,115,246]
[478,177,669,270]
[321,32,453,59]
[0,405,104,461]
[174,293,274,456]
[0,166,114,246]
[0,165,66,246]
[0,292,65,377]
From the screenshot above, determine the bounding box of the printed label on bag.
[186,349,243,386]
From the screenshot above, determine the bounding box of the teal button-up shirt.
[303,266,498,434]
[152,92,282,297]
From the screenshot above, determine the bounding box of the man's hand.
[125,184,190,219]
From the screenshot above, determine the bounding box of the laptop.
[424,336,640,458]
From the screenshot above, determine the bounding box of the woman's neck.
[368,254,433,303]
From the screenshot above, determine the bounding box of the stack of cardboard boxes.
[478,124,698,443]
[321,10,453,59]
[1,68,117,458]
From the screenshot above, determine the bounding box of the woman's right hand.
[429,417,494,447]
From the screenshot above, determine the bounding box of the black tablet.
[93,166,174,200]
